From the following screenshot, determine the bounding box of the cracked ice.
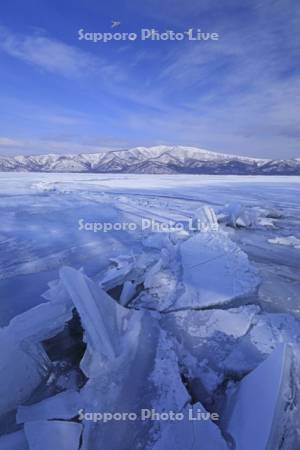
[0,173,300,450]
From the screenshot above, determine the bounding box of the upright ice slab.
[226,344,299,450]
[60,267,122,361]
[59,266,141,379]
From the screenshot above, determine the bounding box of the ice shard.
[151,403,228,450]
[79,327,190,450]
[0,299,73,417]
[178,232,260,308]
[24,420,82,450]
[225,344,299,450]
[0,430,29,450]
[17,390,81,423]
[60,267,125,363]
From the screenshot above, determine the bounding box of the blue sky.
[0,0,299,158]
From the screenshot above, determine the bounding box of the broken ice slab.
[119,280,136,306]
[132,256,178,311]
[17,390,81,424]
[59,269,190,449]
[0,298,74,417]
[0,331,50,418]
[98,252,156,292]
[191,205,219,231]
[161,306,300,409]
[143,233,178,252]
[0,430,29,450]
[225,344,297,450]
[131,237,181,311]
[217,203,280,229]
[99,260,134,290]
[24,420,82,450]
[59,266,144,378]
[151,402,228,450]
[249,310,300,354]
[161,306,260,402]
[0,275,85,418]
[42,278,72,306]
[7,301,73,342]
[59,268,191,450]
[254,206,282,219]
[217,203,256,228]
[80,326,190,450]
[177,232,260,309]
[60,267,123,364]
[163,305,259,341]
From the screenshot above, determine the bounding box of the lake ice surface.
[0,173,300,450]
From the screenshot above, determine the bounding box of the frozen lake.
[1,172,300,449]
[1,173,300,325]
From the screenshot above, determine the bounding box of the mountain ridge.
[0,145,299,175]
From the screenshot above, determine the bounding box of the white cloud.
[0,137,21,147]
[0,27,108,78]
[0,136,116,155]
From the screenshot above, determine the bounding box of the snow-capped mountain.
[0,145,299,175]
